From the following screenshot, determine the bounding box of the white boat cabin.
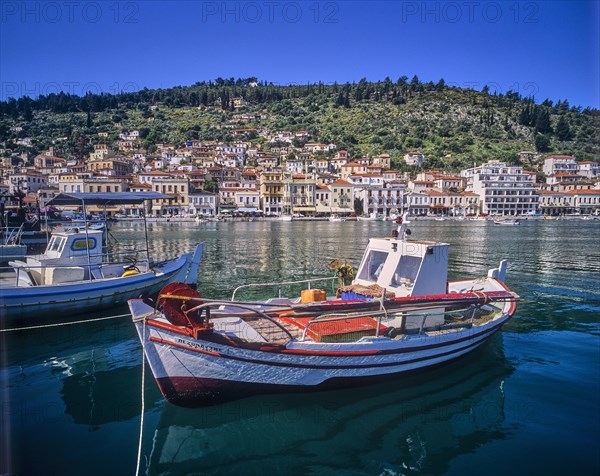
[10,228,133,286]
[353,237,449,298]
[349,235,449,331]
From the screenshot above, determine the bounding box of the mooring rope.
[0,313,131,333]
[135,318,147,476]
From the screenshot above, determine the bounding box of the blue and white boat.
[0,192,203,323]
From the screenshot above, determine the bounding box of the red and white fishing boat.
[129,215,519,406]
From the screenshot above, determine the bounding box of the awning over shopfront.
[47,192,169,206]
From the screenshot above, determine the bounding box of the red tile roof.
[331,179,352,185]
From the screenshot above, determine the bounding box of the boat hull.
[0,244,203,322]
[134,305,512,406]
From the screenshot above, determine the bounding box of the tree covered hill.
[1,77,598,171]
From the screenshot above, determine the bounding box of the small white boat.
[130,214,518,406]
[493,219,520,226]
[1,192,203,322]
[328,214,346,222]
[279,214,293,222]
[357,213,385,222]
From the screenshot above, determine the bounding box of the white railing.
[231,276,338,301]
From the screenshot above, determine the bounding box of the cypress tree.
[555,115,572,141]
[535,108,552,134]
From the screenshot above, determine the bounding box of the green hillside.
[1,77,598,171]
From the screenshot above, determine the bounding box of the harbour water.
[1,220,599,475]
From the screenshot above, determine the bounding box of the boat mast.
[142,199,151,264]
[81,197,93,280]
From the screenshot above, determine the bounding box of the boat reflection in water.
[145,338,514,475]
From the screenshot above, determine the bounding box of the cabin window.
[57,238,67,254]
[358,250,388,282]
[391,255,422,286]
[48,237,61,252]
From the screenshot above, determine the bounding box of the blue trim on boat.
[0,257,188,302]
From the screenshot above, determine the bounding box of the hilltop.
[1,77,598,170]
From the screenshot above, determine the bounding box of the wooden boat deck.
[250,318,306,344]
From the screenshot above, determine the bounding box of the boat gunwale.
[0,253,190,298]
[139,301,514,357]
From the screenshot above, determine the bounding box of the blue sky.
[1,1,598,107]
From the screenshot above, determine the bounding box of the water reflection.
[3,220,599,475]
[145,338,514,475]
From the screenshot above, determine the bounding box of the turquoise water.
[1,220,599,475]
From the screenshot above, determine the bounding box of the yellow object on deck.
[121,269,140,278]
[300,288,326,303]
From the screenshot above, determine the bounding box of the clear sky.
[1,0,598,107]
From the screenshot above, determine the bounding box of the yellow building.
[259,169,284,215]
[151,178,189,216]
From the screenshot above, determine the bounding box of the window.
[392,255,422,287]
[357,250,388,282]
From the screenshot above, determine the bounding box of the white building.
[538,189,600,215]
[404,152,425,166]
[188,191,218,216]
[9,172,47,195]
[577,161,599,179]
[405,192,430,216]
[357,183,406,217]
[461,161,538,216]
[543,155,578,176]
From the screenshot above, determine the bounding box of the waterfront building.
[405,191,430,216]
[259,169,284,216]
[329,179,354,214]
[358,183,405,216]
[234,188,260,213]
[285,174,316,215]
[461,160,538,216]
[315,184,332,214]
[151,177,189,216]
[538,189,600,215]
